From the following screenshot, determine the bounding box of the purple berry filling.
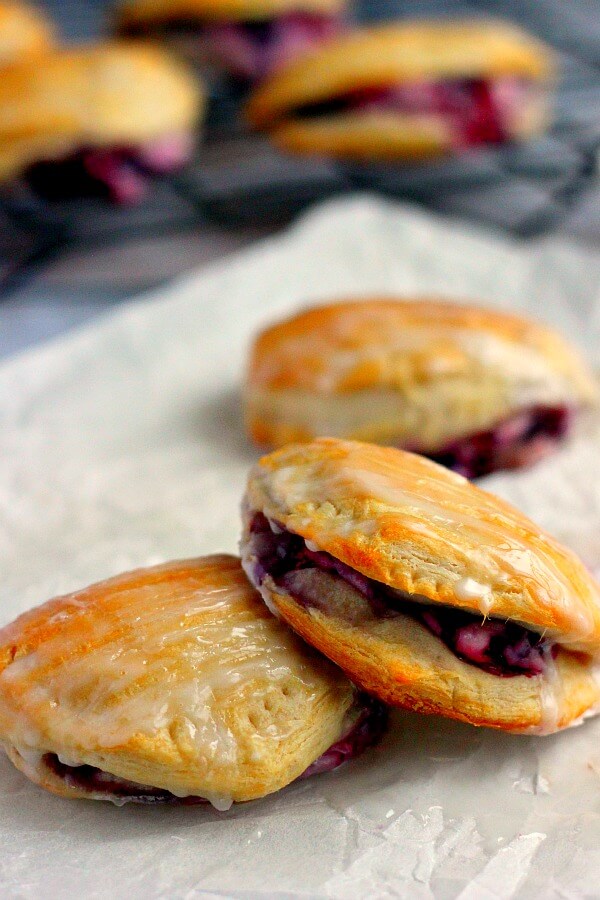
[425,405,572,479]
[300,694,387,778]
[43,754,195,805]
[41,694,385,805]
[247,512,554,678]
[291,75,535,148]
[24,134,193,205]
[207,14,343,81]
[120,13,343,82]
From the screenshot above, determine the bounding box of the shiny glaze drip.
[246,514,554,677]
[0,556,342,789]
[254,440,598,648]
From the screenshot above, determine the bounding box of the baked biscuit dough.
[0,42,203,181]
[242,439,600,733]
[0,555,368,806]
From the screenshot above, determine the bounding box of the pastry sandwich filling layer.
[121,13,343,81]
[423,404,572,479]
[288,76,541,147]
[34,695,386,806]
[246,512,556,677]
[23,133,194,205]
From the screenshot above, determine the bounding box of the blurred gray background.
[1,0,599,357]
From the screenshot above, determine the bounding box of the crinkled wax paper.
[1,196,600,899]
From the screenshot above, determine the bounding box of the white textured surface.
[2,195,600,898]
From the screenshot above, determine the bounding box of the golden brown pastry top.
[0,2,55,65]
[247,298,597,401]
[246,20,554,128]
[245,439,600,653]
[116,0,344,27]
[0,41,204,181]
[0,554,355,804]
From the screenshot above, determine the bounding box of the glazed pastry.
[115,0,346,83]
[241,438,600,734]
[246,21,554,159]
[0,2,55,65]
[245,298,597,478]
[0,554,386,806]
[0,42,204,204]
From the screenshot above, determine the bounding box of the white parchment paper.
[1,195,600,899]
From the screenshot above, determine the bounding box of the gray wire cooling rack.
[1,0,599,295]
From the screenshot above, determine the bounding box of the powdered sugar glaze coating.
[0,554,356,805]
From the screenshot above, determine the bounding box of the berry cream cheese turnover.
[246,20,553,159]
[245,299,597,478]
[116,0,346,83]
[241,439,600,734]
[0,43,203,205]
[0,555,386,806]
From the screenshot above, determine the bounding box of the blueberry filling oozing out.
[41,695,386,804]
[43,754,193,804]
[248,512,555,677]
[426,405,572,479]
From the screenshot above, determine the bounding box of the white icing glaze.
[454,578,493,616]
[203,792,234,811]
[0,558,327,797]
[537,655,560,735]
[305,539,320,552]
[259,440,600,647]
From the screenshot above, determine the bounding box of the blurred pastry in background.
[115,0,346,83]
[246,20,554,160]
[0,1,55,65]
[0,42,204,205]
[245,298,597,478]
[0,554,386,806]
